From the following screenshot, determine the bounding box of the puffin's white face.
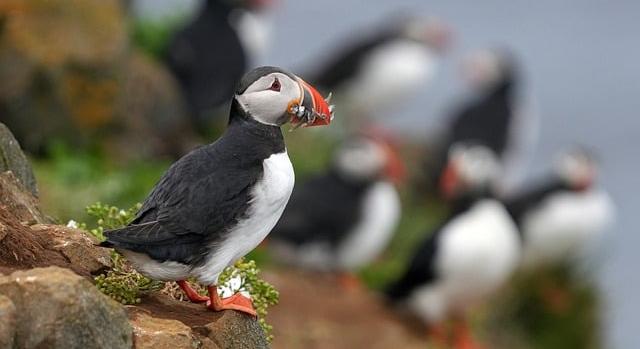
[555,149,597,190]
[440,143,501,198]
[334,139,387,180]
[462,49,503,90]
[234,67,334,128]
[236,72,301,126]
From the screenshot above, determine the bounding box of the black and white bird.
[269,130,404,283]
[166,0,274,126]
[100,66,333,316]
[506,147,614,268]
[307,16,451,124]
[430,48,536,194]
[386,143,520,348]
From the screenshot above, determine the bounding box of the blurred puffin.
[100,66,334,316]
[269,129,404,286]
[307,16,451,123]
[430,48,536,194]
[386,143,520,348]
[166,0,274,126]
[506,147,614,268]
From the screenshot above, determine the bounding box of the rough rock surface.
[0,123,37,195]
[0,267,132,349]
[131,293,268,349]
[130,312,216,349]
[0,294,16,349]
[0,172,47,224]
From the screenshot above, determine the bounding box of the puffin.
[307,16,450,124]
[429,48,535,194]
[269,129,404,285]
[505,147,614,268]
[386,143,521,348]
[100,66,334,316]
[166,0,274,126]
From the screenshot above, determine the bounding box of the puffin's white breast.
[193,151,295,285]
[407,199,520,322]
[520,189,614,267]
[345,40,436,115]
[336,181,401,270]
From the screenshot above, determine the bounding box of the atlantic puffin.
[100,66,333,316]
[307,16,450,123]
[505,147,614,268]
[269,129,404,284]
[386,143,521,348]
[166,0,274,126]
[429,48,535,194]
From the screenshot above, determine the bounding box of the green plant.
[80,202,279,340]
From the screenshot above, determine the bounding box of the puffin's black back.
[102,103,285,265]
[505,177,571,227]
[166,0,246,122]
[271,170,373,247]
[308,26,402,91]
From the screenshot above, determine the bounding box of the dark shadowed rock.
[200,310,269,349]
[0,267,132,349]
[0,123,37,195]
[0,294,16,349]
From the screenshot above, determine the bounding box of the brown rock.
[199,311,269,349]
[130,293,268,349]
[0,267,132,349]
[0,294,16,349]
[31,224,112,275]
[0,171,47,224]
[0,123,37,195]
[130,312,209,349]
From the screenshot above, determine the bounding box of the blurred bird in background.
[386,143,521,349]
[306,15,451,129]
[426,48,537,196]
[166,0,275,129]
[506,147,614,269]
[269,128,404,289]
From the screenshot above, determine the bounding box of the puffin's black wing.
[385,222,449,301]
[103,142,261,264]
[505,177,569,226]
[271,172,369,247]
[309,29,398,90]
[166,2,246,119]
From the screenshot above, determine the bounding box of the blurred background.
[1,0,638,348]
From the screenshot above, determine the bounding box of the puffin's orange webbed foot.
[177,280,209,303]
[206,285,257,317]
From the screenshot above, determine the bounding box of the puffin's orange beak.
[289,77,334,129]
[383,144,406,185]
[439,163,458,199]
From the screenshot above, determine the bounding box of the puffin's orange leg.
[453,318,484,349]
[206,285,257,317]
[177,280,209,303]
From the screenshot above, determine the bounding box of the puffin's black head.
[399,16,452,53]
[234,66,334,128]
[439,142,501,199]
[554,146,598,191]
[462,48,518,92]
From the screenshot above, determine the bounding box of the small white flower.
[66,220,78,229]
[119,210,127,216]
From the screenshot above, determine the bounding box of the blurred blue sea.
[135,1,640,347]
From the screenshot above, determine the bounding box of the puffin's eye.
[269,78,281,92]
